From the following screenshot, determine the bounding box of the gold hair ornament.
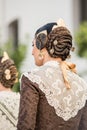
[53,40,58,45]
[15,71,19,83]
[38,51,44,60]
[52,18,66,30]
[1,52,9,63]
[50,48,54,54]
[57,18,66,27]
[15,77,18,83]
[4,69,11,80]
[71,47,75,52]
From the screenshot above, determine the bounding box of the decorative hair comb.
[52,18,66,30]
[57,18,66,27]
[36,30,47,36]
[1,51,9,63]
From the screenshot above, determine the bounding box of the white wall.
[3,0,74,71]
[1,0,87,81]
[0,0,7,44]
[4,0,74,42]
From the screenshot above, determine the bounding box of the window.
[80,0,87,21]
[8,20,18,50]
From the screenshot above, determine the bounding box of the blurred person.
[17,19,87,130]
[0,52,20,130]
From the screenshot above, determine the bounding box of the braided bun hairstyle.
[0,54,18,88]
[46,26,72,60]
[35,20,73,61]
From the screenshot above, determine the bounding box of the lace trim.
[23,63,87,121]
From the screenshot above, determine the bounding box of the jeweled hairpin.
[50,48,54,54]
[4,69,11,80]
[53,40,58,45]
[1,52,9,63]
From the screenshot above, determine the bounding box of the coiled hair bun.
[0,52,18,88]
[35,19,74,60]
[46,26,72,60]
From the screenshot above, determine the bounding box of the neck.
[43,53,62,65]
[0,83,12,92]
[40,48,62,65]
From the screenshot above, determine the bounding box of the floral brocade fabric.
[17,61,87,130]
[24,61,87,121]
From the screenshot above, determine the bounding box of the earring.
[38,51,44,60]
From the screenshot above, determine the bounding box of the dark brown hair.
[35,24,72,61]
[46,26,72,60]
[0,57,18,88]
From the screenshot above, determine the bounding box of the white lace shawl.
[0,91,20,130]
[23,61,87,121]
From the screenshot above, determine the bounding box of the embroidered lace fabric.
[0,91,20,130]
[24,61,87,121]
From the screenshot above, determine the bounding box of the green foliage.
[2,41,27,69]
[1,41,27,92]
[75,21,87,58]
[11,44,27,69]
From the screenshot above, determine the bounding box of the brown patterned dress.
[17,61,87,130]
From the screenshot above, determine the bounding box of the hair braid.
[46,27,72,60]
[0,58,18,88]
